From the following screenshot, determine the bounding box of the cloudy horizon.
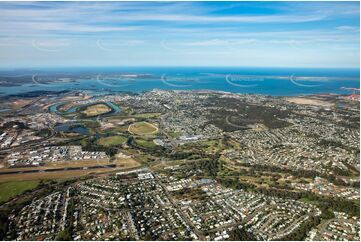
[0,1,359,68]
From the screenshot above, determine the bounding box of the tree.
[127,136,135,146]
[56,229,72,241]
[228,227,256,241]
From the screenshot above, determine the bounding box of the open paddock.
[81,103,112,117]
[0,180,40,203]
[128,121,159,135]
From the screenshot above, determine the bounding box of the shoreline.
[0,87,354,100]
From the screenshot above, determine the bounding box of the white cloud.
[0,1,358,68]
[0,21,140,37]
[182,39,257,46]
[32,39,71,48]
[336,26,359,32]
[112,13,327,24]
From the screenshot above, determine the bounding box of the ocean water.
[0,67,359,97]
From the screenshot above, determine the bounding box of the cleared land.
[81,103,111,117]
[12,99,34,109]
[97,135,127,147]
[114,157,141,169]
[0,180,40,203]
[285,97,333,107]
[128,122,158,135]
[0,169,116,182]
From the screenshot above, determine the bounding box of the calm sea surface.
[0,67,359,97]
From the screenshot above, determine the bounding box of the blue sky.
[0,1,359,68]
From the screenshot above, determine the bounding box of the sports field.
[0,180,40,203]
[128,122,158,135]
[98,135,127,146]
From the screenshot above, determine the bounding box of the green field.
[128,122,158,135]
[136,138,158,148]
[168,131,182,138]
[110,125,129,133]
[0,180,40,203]
[98,135,127,146]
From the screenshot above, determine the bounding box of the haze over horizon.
[0,1,359,69]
